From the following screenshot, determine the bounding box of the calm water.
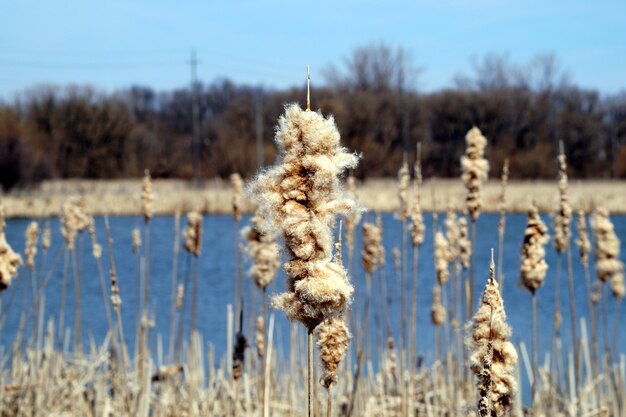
[1,212,624,395]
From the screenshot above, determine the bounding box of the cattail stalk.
[183,211,202,335]
[461,127,489,316]
[398,158,410,373]
[168,211,181,362]
[520,203,549,402]
[252,96,358,417]
[467,249,518,417]
[497,158,509,289]
[409,142,424,373]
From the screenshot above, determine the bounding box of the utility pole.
[190,50,201,185]
[255,87,264,169]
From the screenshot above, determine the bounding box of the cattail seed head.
[252,104,358,332]
[398,161,410,220]
[410,152,425,247]
[444,208,459,263]
[592,280,601,305]
[132,227,141,254]
[458,216,471,270]
[0,206,22,291]
[611,267,625,299]
[375,214,386,268]
[553,150,572,253]
[520,204,549,293]
[467,252,518,417]
[344,175,361,257]
[25,221,39,270]
[461,127,489,222]
[175,284,184,310]
[431,285,446,326]
[434,231,449,286]
[591,208,622,282]
[42,220,51,251]
[61,197,89,251]
[256,315,265,358]
[183,211,202,257]
[231,173,244,221]
[87,218,102,260]
[242,213,280,290]
[362,222,381,274]
[316,317,350,389]
[575,210,591,267]
[141,170,154,223]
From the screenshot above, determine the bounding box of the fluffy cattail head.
[520,204,549,293]
[252,104,358,332]
[175,284,184,310]
[183,211,202,257]
[444,208,459,263]
[434,231,449,285]
[256,315,265,358]
[575,210,591,267]
[466,252,518,417]
[398,161,410,220]
[141,170,154,223]
[362,222,382,274]
[431,285,446,326]
[344,175,361,257]
[42,220,51,251]
[458,216,471,270]
[611,266,625,299]
[461,127,489,222]
[0,206,22,291]
[132,227,141,254]
[60,197,90,251]
[316,317,350,389]
[242,213,280,290]
[591,208,622,282]
[411,147,425,246]
[25,221,39,270]
[87,218,102,260]
[231,173,244,221]
[553,149,572,253]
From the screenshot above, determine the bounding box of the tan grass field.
[1,178,625,217]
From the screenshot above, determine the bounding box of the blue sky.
[1,0,625,98]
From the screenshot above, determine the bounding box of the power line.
[0,58,184,70]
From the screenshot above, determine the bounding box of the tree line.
[1,44,625,191]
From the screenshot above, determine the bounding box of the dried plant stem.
[551,255,562,380]
[363,271,372,364]
[58,248,68,347]
[144,222,151,315]
[565,246,580,390]
[497,222,505,289]
[190,256,199,335]
[308,330,314,417]
[71,249,82,355]
[613,297,621,360]
[469,220,476,318]
[327,388,332,417]
[95,256,117,363]
[169,213,181,362]
[602,283,609,360]
[260,288,267,416]
[409,245,419,371]
[531,291,537,405]
[401,217,408,366]
[234,219,242,328]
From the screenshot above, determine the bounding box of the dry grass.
[3,178,626,218]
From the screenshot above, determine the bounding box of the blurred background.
[1,0,626,191]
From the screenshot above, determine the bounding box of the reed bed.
[0,94,625,417]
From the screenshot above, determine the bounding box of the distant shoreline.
[1,178,625,217]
